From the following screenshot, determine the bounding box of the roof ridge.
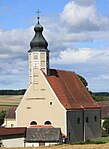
[54,69,75,73]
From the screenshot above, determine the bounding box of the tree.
[0,110,6,126]
[77,75,88,88]
[0,89,26,95]
[103,118,109,134]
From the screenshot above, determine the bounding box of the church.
[4,16,101,143]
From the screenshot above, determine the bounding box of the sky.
[0,0,109,92]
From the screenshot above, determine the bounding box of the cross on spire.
[36,9,41,21]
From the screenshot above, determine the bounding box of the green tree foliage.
[0,110,6,126]
[77,75,88,88]
[94,92,109,96]
[77,75,109,101]
[91,92,109,101]
[103,118,109,134]
[0,89,26,95]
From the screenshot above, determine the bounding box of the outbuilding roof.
[0,127,26,138]
[45,69,100,110]
[25,128,62,142]
[98,101,109,118]
[5,107,16,119]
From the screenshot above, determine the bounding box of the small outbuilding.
[25,127,63,147]
[0,127,26,147]
[4,107,17,127]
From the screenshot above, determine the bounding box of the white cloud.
[51,48,109,65]
[40,1,109,53]
[51,48,92,64]
[0,27,34,59]
[74,0,95,6]
[0,28,31,77]
[60,1,109,32]
[93,74,109,80]
[0,27,33,50]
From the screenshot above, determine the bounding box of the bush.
[0,110,6,126]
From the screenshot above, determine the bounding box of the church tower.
[28,16,50,84]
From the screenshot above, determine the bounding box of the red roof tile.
[29,125,54,128]
[45,69,100,110]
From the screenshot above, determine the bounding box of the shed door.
[39,142,45,146]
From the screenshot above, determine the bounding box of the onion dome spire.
[29,10,48,52]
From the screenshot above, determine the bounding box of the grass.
[95,136,109,143]
[72,136,109,145]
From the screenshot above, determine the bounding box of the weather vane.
[36,9,41,21]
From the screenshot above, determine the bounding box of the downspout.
[83,110,85,141]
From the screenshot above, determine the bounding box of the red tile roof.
[45,69,100,110]
[0,127,26,136]
[29,125,54,128]
[5,107,17,119]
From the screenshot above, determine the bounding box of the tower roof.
[29,18,48,52]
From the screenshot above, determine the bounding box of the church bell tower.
[28,13,50,84]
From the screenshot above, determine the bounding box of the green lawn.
[95,136,109,143]
[72,137,109,145]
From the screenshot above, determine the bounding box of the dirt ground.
[0,95,22,111]
[1,143,109,149]
[0,95,22,105]
[36,143,109,149]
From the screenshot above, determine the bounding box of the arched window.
[77,117,81,124]
[86,117,89,123]
[30,121,37,125]
[94,116,97,122]
[44,121,52,125]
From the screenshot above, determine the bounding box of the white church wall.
[16,69,66,135]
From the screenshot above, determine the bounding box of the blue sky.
[0,0,109,92]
